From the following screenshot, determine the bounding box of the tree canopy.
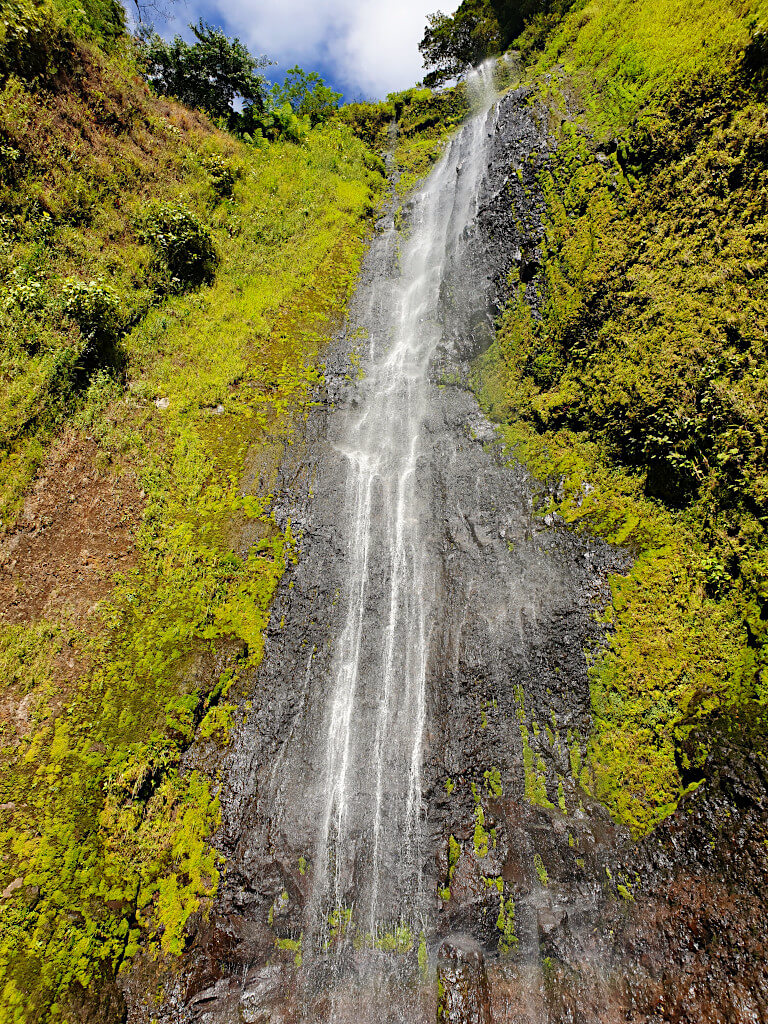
[419,0,577,85]
[419,0,500,87]
[135,20,271,122]
[270,66,342,126]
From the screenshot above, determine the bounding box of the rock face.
[437,938,492,1024]
[122,85,768,1024]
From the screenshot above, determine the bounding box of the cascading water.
[147,56,629,1024]
[310,62,501,943]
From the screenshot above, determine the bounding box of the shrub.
[0,0,62,81]
[142,202,219,290]
[236,100,308,145]
[201,155,237,200]
[61,277,122,342]
[4,269,46,312]
[341,101,394,151]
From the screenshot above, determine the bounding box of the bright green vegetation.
[520,722,555,809]
[438,833,461,900]
[471,782,490,857]
[475,0,768,834]
[481,875,518,952]
[345,84,471,198]
[418,931,428,978]
[0,4,383,1020]
[373,924,415,954]
[533,852,549,886]
[327,905,353,943]
[276,934,303,967]
[496,893,518,954]
[484,766,503,797]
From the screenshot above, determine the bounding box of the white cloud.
[170,0,458,99]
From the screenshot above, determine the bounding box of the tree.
[269,66,342,126]
[419,0,500,87]
[135,20,271,122]
[129,0,174,27]
[419,0,578,84]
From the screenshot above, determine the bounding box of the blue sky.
[148,0,458,101]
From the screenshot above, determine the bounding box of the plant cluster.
[134,20,271,124]
[141,202,219,291]
[270,66,342,127]
[0,0,124,83]
[61,277,122,344]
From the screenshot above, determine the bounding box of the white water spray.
[311,62,502,938]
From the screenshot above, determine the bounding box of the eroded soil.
[0,431,143,628]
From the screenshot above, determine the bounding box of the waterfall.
[144,53,636,1024]
[309,61,501,943]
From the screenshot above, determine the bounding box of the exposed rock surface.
[437,937,492,1024]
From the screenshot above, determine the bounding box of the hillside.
[0,2,384,1019]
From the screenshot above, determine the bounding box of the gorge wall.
[124,64,768,1024]
[1,3,767,1023]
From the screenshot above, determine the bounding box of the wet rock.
[437,936,492,1024]
[240,965,287,1023]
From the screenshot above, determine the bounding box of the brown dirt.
[0,430,144,628]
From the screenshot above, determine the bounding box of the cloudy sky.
[153,0,459,101]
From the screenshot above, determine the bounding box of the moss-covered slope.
[0,5,383,1020]
[475,0,768,834]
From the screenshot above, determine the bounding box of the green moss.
[557,778,567,814]
[484,767,503,797]
[328,906,352,941]
[520,722,555,809]
[447,835,461,882]
[496,894,519,954]
[276,934,303,967]
[471,784,490,859]
[533,852,549,886]
[374,924,414,954]
[418,931,428,979]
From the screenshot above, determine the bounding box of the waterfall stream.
[311,62,501,943]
